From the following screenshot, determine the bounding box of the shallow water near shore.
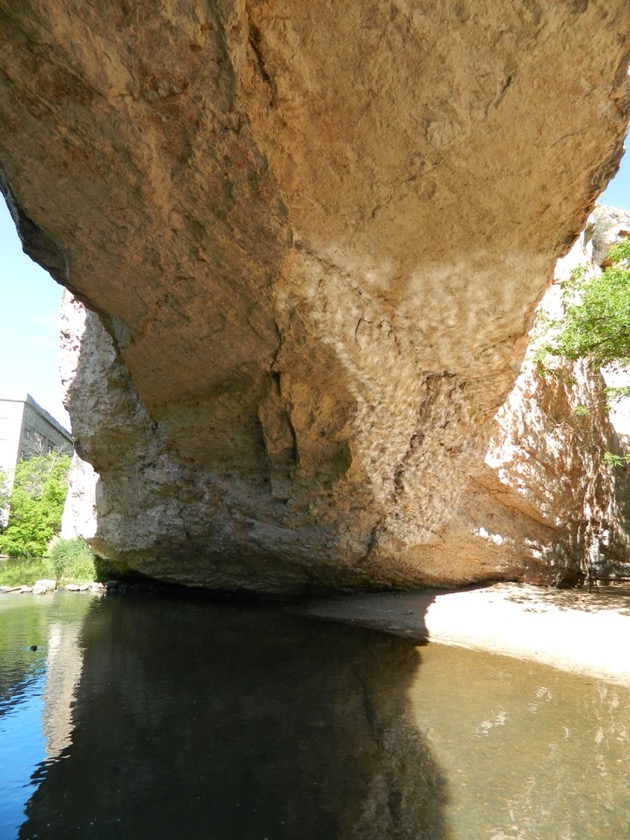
[1,590,629,839]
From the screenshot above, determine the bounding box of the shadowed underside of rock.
[1,1,630,591]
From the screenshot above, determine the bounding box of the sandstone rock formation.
[474,208,630,586]
[1,2,630,590]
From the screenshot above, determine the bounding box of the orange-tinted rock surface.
[2,2,630,589]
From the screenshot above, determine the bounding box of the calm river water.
[1,590,629,839]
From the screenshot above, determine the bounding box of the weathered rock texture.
[1,2,630,590]
[475,208,630,585]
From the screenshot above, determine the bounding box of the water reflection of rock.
[22,594,446,839]
[41,621,85,759]
[0,594,91,716]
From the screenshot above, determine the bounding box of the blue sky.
[1,138,630,433]
[600,137,630,209]
[0,200,70,430]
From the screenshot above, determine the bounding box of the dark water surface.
[1,591,629,839]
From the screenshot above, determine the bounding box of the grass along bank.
[0,538,100,588]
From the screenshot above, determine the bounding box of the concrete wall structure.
[0,392,73,475]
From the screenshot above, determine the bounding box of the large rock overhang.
[1,2,630,591]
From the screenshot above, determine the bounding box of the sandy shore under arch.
[294,582,630,685]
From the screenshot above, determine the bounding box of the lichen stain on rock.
[1,2,630,590]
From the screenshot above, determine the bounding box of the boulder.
[33,579,57,594]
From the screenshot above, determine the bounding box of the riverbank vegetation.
[0,451,107,587]
[0,451,71,557]
[0,538,100,588]
[48,537,98,583]
[0,453,100,586]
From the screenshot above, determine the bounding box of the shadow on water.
[19,592,447,840]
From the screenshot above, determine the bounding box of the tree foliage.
[0,469,10,522]
[0,452,72,557]
[539,239,630,372]
[535,238,630,467]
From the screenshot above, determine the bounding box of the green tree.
[535,238,630,467]
[0,452,72,557]
[539,238,630,375]
[0,468,10,530]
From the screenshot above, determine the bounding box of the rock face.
[1,3,630,590]
[475,209,630,585]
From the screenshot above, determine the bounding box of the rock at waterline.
[33,579,56,595]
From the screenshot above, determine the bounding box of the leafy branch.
[539,238,630,370]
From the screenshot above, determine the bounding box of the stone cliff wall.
[2,2,630,590]
[61,211,630,589]
[480,209,630,584]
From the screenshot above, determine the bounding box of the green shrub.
[48,537,98,583]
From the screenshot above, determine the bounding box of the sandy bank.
[294,582,630,686]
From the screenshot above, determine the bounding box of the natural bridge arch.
[1,1,629,590]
